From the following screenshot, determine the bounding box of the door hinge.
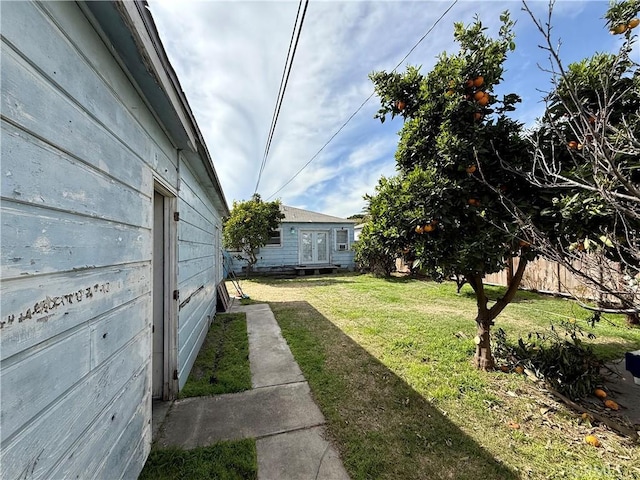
[173,369,178,380]
[173,290,180,301]
[174,211,180,221]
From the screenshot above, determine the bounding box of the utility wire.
[266,0,459,200]
[254,0,310,194]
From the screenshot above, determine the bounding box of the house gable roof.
[281,205,355,224]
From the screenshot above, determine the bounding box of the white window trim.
[334,228,350,252]
[263,227,283,248]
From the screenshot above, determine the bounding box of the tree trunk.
[474,311,495,370]
[467,256,529,371]
[467,274,494,370]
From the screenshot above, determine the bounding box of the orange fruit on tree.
[473,112,484,122]
[465,79,474,89]
[466,164,477,174]
[594,389,607,399]
[467,198,480,207]
[396,100,406,111]
[473,91,486,101]
[585,435,601,447]
[476,93,489,107]
[473,76,484,88]
[628,18,640,29]
[568,141,578,150]
[610,23,628,34]
[424,224,436,233]
[415,225,424,234]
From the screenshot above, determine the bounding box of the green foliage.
[493,322,603,400]
[223,194,284,270]
[525,0,640,305]
[364,13,540,282]
[179,313,251,397]
[139,440,257,480]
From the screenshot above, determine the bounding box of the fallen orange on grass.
[594,388,607,399]
[604,399,619,410]
[585,435,601,447]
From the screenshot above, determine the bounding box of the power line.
[254,0,310,194]
[266,0,460,201]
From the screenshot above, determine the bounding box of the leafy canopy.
[223,194,284,269]
[364,13,540,282]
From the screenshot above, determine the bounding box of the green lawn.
[179,312,251,397]
[237,273,640,480]
[138,440,257,480]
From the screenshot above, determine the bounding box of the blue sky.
[149,0,631,218]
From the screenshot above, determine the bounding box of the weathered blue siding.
[176,157,221,387]
[230,222,355,274]
[0,1,226,479]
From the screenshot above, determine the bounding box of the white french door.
[299,230,329,264]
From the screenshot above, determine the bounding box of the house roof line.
[82,0,230,216]
[280,205,356,224]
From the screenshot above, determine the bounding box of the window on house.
[335,229,349,251]
[265,228,282,247]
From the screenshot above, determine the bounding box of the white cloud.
[149,0,625,216]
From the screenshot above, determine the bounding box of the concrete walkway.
[154,303,350,480]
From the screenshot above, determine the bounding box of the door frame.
[298,229,330,264]
[153,178,178,400]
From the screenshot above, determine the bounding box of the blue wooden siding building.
[1,1,229,478]
[228,205,356,275]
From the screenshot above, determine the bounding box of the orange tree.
[361,13,544,369]
[506,0,640,324]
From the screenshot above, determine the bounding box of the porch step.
[293,264,339,276]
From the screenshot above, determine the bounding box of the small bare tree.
[481,0,639,324]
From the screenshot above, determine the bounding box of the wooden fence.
[484,256,620,301]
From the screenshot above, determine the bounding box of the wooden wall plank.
[1,263,150,359]
[179,162,216,223]
[90,294,150,368]
[46,372,149,479]
[0,337,149,479]
[1,43,152,196]
[93,408,152,480]
[178,297,213,389]
[1,122,151,228]
[1,202,151,278]
[1,330,91,441]
[3,1,178,187]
